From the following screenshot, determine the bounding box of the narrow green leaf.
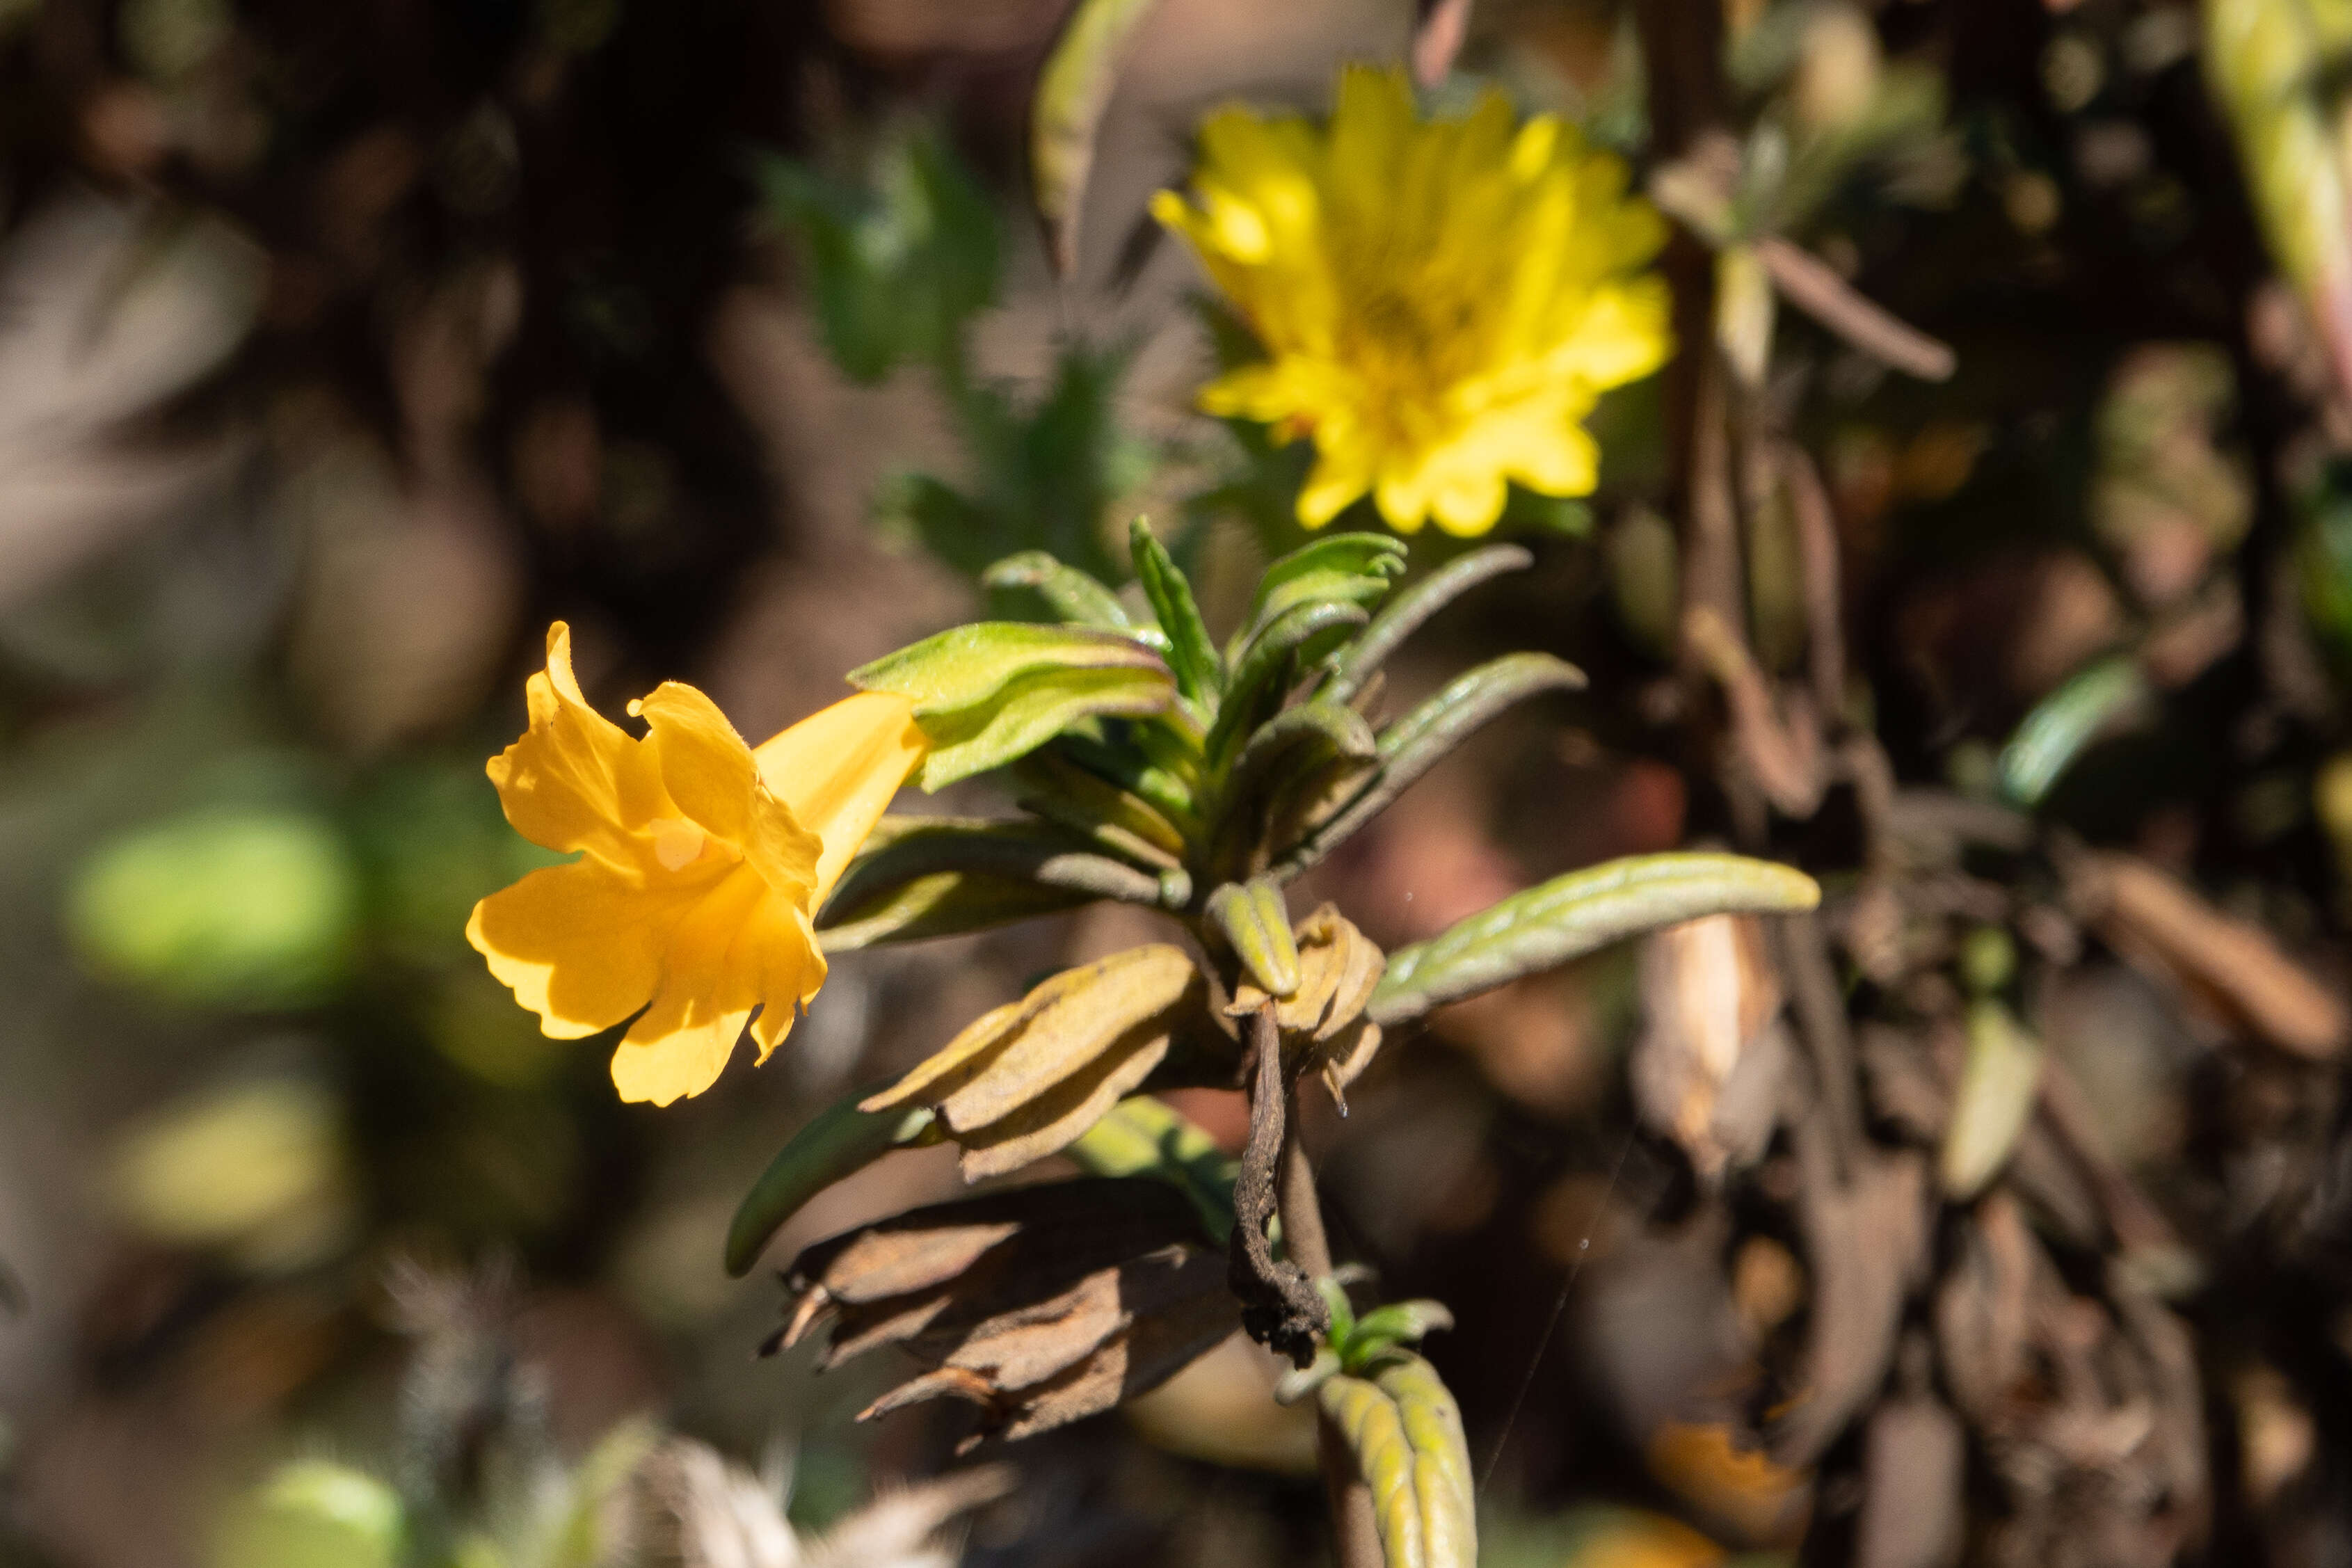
[1375,1354,1477,1568]
[1346,1300,1455,1362]
[1206,599,1370,771]
[1318,1374,1427,1568]
[1369,853,1822,1023]
[1233,533,1407,654]
[726,1091,941,1276]
[1378,652,1587,764]
[1325,543,1535,703]
[1939,999,2048,1199]
[1051,730,1201,829]
[817,869,1094,950]
[1131,517,1222,705]
[1032,0,1163,275]
[850,621,1164,715]
[919,664,1174,788]
[1274,653,1583,878]
[1064,1094,1238,1242]
[819,816,1168,928]
[1996,654,2150,806]
[982,551,1134,629]
[1011,749,1190,865]
[1207,879,1301,997]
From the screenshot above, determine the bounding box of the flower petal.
[486,623,666,863]
[751,691,928,905]
[636,681,824,900]
[467,856,705,1039]
[609,865,772,1105]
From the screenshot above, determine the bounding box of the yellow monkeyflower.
[467,624,927,1106]
[1153,65,1672,536]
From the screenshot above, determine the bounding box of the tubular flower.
[467,624,927,1106]
[1153,65,1672,536]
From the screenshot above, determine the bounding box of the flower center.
[650,817,707,872]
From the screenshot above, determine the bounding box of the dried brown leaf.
[865,945,1202,1119]
[2078,851,2347,1059]
[1632,914,1783,1182]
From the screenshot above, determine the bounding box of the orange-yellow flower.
[467,624,927,1105]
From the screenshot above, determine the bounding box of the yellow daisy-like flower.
[1153,65,1672,536]
[466,624,927,1106]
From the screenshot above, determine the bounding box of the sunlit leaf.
[1131,516,1222,706]
[1370,853,1821,1023]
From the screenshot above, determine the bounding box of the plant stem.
[1276,1085,1382,1568]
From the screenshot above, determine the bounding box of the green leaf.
[1217,702,1378,872]
[818,815,1172,927]
[817,869,1094,950]
[726,1089,941,1275]
[1273,1347,1342,1406]
[982,551,1135,629]
[1317,1354,1477,1568]
[1374,1354,1477,1568]
[1939,999,2048,1200]
[1206,879,1301,998]
[1050,729,1201,828]
[1131,516,1222,706]
[917,664,1175,788]
[1233,532,1407,654]
[1370,852,1822,1023]
[1032,0,1163,275]
[1274,653,1583,878]
[850,621,1164,714]
[1325,544,1534,703]
[213,1461,404,1568]
[1205,599,1370,771]
[1345,1300,1455,1363]
[1064,1094,1238,1242]
[1996,655,2150,807]
[1011,749,1190,865]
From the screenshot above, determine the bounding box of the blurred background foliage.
[3,0,2352,1565]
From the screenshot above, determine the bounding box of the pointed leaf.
[1064,1094,1238,1242]
[1206,879,1300,998]
[819,816,1168,925]
[726,1091,941,1275]
[1325,543,1534,703]
[1370,853,1822,1024]
[918,664,1175,788]
[982,551,1135,629]
[1130,517,1222,705]
[850,621,1164,714]
[1276,653,1584,877]
[1206,599,1370,771]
